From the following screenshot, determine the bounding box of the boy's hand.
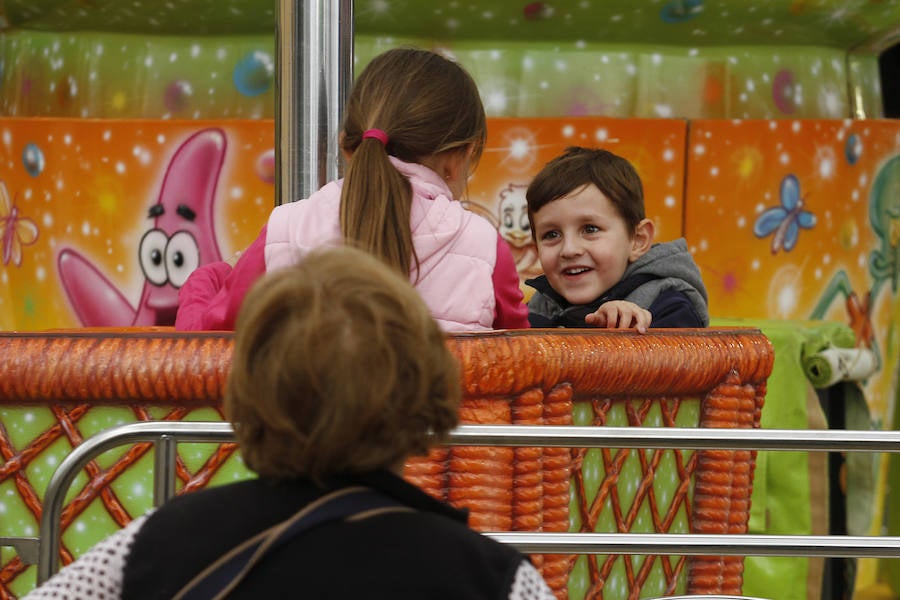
[584,301,651,333]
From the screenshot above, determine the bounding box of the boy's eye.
[583,224,601,234]
[540,230,560,241]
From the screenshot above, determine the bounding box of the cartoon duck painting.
[463,182,543,300]
[464,183,542,280]
[57,128,226,326]
[496,183,542,280]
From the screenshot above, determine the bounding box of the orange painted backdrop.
[686,119,900,422]
[0,119,272,330]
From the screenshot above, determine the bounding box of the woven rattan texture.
[0,328,773,599]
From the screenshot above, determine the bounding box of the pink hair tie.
[362,128,389,146]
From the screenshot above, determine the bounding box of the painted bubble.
[565,86,603,116]
[233,51,274,97]
[255,149,276,184]
[772,69,796,114]
[22,143,45,177]
[845,133,862,165]
[722,271,738,295]
[164,80,193,113]
[840,219,859,250]
[660,0,703,23]
[523,2,552,20]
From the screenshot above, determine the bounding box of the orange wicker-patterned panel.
[0,329,772,406]
[512,388,545,577]
[572,397,697,599]
[0,328,773,600]
[402,384,575,600]
[450,398,515,532]
[0,331,233,406]
[446,329,772,397]
[541,384,574,599]
[688,373,767,595]
[0,402,238,595]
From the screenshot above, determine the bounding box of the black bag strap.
[173,486,408,600]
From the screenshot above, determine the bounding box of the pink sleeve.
[492,234,530,329]
[174,226,268,331]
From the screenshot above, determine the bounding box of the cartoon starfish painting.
[57,128,226,326]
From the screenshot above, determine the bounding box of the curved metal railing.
[35,421,900,584]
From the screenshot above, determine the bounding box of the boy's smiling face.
[532,183,648,306]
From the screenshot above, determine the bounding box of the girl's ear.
[426,146,473,199]
[439,145,473,179]
[629,218,655,262]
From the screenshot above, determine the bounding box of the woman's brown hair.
[224,245,461,483]
[339,47,487,279]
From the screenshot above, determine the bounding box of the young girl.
[175,47,528,332]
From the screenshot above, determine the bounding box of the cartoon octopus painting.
[57,128,226,326]
[811,153,900,370]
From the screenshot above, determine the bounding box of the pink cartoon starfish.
[58,128,226,326]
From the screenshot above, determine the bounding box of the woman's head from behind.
[225,246,461,483]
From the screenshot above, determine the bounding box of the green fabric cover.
[711,318,859,600]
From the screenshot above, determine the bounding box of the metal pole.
[446,424,900,452]
[153,434,178,506]
[36,422,900,582]
[37,422,235,583]
[276,0,354,206]
[846,25,900,119]
[486,532,900,558]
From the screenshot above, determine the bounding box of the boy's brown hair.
[340,47,487,279]
[526,147,646,239]
[225,246,461,483]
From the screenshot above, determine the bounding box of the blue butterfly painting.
[753,174,816,254]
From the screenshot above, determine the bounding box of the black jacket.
[122,470,531,599]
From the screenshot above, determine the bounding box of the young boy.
[525,146,709,331]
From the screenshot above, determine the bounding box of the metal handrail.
[484,532,900,558]
[36,421,900,583]
[648,597,772,600]
[450,424,900,452]
[38,422,234,582]
[0,537,38,565]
